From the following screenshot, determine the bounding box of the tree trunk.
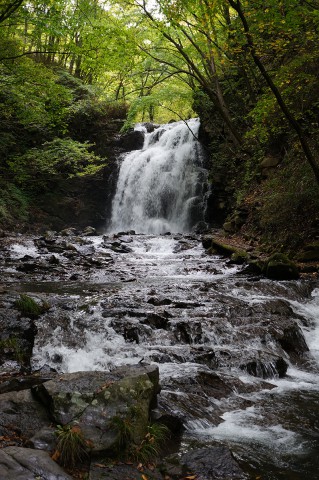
[227,0,319,185]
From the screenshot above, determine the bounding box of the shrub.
[8,138,105,192]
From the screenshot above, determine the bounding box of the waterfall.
[108,118,208,234]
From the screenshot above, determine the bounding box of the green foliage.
[0,60,72,135]
[110,414,169,463]
[0,182,29,226]
[0,337,24,363]
[259,155,319,248]
[54,424,89,468]
[129,423,170,463]
[15,294,49,318]
[8,138,104,191]
[110,415,134,450]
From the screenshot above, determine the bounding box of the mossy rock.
[297,242,319,262]
[241,259,265,275]
[230,251,249,265]
[265,253,299,280]
[211,238,249,261]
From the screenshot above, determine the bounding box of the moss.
[15,294,49,318]
[211,238,249,260]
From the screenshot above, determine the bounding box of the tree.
[0,0,24,23]
[227,0,319,185]
[125,0,243,144]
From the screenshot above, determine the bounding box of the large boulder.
[265,253,299,280]
[32,365,160,453]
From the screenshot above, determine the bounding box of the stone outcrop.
[0,365,160,477]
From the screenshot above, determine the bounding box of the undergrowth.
[53,424,89,468]
[111,415,170,463]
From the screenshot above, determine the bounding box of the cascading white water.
[108,118,207,234]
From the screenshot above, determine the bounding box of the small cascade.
[108,118,208,234]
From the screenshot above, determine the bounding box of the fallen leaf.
[94,463,108,468]
[51,450,60,462]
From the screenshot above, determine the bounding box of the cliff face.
[31,125,146,232]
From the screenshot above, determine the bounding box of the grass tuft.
[53,424,89,468]
[15,294,49,318]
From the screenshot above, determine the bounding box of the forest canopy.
[1,0,319,243]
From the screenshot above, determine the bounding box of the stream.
[3,232,319,479]
[1,118,319,479]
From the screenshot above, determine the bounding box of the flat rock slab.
[181,447,247,480]
[0,446,72,480]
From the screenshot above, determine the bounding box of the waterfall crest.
[108,118,208,234]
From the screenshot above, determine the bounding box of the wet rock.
[59,227,77,236]
[196,371,233,399]
[173,301,203,308]
[124,325,140,343]
[192,348,218,369]
[116,129,144,151]
[32,365,160,453]
[274,322,309,357]
[0,446,72,480]
[0,389,50,443]
[211,238,249,260]
[241,357,288,379]
[111,242,132,253]
[16,262,38,273]
[82,226,97,236]
[181,446,246,479]
[48,255,60,265]
[174,321,204,344]
[142,122,157,133]
[173,241,193,252]
[265,253,299,280]
[147,297,172,306]
[117,235,133,243]
[142,312,169,330]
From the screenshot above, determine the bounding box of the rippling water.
[9,234,316,479]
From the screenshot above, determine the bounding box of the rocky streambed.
[0,230,319,479]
